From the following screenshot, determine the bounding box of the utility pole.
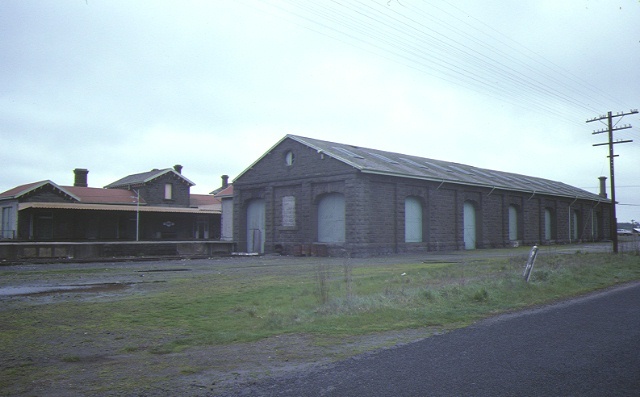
[587,109,638,253]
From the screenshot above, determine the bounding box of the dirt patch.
[6,329,439,396]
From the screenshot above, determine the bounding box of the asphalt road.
[226,281,640,397]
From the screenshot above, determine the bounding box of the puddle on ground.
[0,283,130,297]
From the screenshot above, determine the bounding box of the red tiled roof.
[1,180,220,210]
[0,180,79,201]
[0,181,48,199]
[214,184,233,198]
[62,186,147,205]
[190,194,221,206]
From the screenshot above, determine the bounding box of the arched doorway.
[463,201,477,250]
[571,209,580,241]
[405,196,423,243]
[317,193,345,243]
[246,199,265,253]
[544,208,553,240]
[508,205,519,241]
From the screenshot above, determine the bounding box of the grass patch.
[4,254,640,345]
[1,251,639,394]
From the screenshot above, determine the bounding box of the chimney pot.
[73,168,89,187]
[173,164,183,174]
[598,176,607,198]
[221,174,229,188]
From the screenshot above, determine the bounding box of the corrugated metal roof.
[104,168,195,189]
[282,135,607,202]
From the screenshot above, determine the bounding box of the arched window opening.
[508,205,520,241]
[463,201,477,250]
[571,209,581,241]
[405,197,423,243]
[317,193,345,243]
[544,208,556,241]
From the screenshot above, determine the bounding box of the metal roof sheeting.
[287,135,607,202]
[104,168,195,189]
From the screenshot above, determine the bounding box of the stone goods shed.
[232,135,611,256]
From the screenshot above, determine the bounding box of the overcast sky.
[1,0,639,222]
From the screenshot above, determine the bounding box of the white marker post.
[523,245,539,282]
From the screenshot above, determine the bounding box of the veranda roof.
[19,202,220,213]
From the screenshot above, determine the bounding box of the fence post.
[523,245,539,282]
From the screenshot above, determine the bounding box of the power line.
[251,0,636,128]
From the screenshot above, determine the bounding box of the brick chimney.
[73,168,89,187]
[173,164,183,174]
[598,176,607,198]
[221,175,229,189]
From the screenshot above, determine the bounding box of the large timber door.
[317,193,345,243]
[463,201,476,250]
[246,199,265,253]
